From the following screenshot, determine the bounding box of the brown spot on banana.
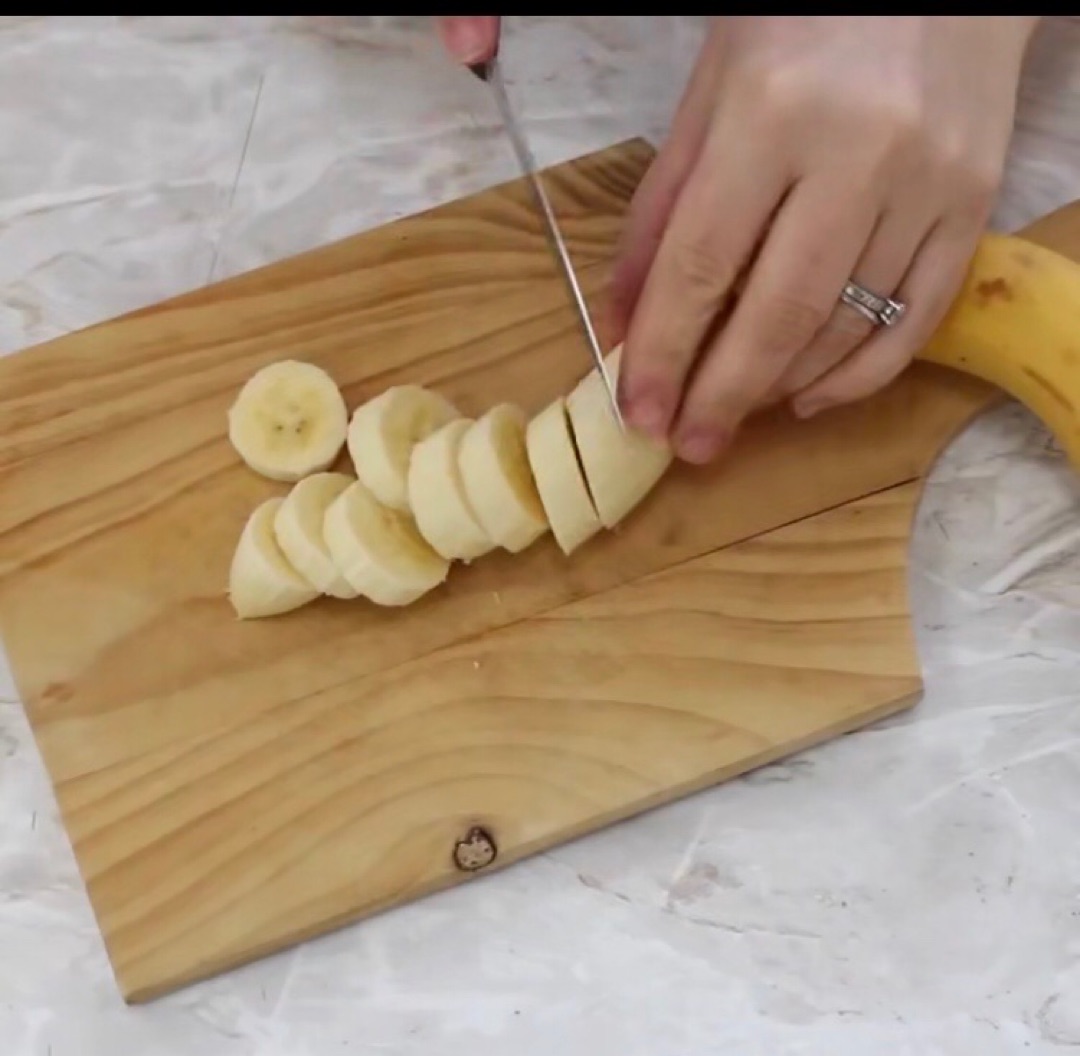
[974,277,1013,304]
[915,231,1080,471]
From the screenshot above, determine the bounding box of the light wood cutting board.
[0,137,1073,1003]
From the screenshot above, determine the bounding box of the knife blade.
[470,55,626,431]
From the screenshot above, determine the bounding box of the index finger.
[671,177,878,462]
[618,118,790,441]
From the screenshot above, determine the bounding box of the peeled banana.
[565,346,673,529]
[459,402,550,553]
[228,360,349,482]
[408,418,495,562]
[347,384,461,512]
[229,497,321,619]
[273,472,358,599]
[525,396,603,555]
[323,479,451,607]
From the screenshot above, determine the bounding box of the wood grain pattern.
[0,137,1054,1002]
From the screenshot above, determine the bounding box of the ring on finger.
[839,278,907,328]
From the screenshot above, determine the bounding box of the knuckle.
[755,295,829,359]
[744,62,809,123]
[826,305,877,342]
[671,233,741,294]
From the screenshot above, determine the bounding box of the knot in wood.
[452,826,497,872]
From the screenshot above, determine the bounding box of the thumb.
[436,16,501,65]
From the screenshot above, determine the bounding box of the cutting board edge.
[116,675,922,1005]
[0,136,658,369]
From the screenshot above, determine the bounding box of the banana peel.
[917,232,1080,469]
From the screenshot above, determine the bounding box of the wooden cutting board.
[0,137,1071,1003]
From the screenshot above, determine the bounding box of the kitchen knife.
[470,54,626,431]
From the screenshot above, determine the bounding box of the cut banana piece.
[566,346,673,529]
[347,384,461,512]
[273,472,358,599]
[459,402,549,553]
[525,396,602,555]
[407,418,495,562]
[229,497,321,619]
[227,359,349,482]
[323,480,450,606]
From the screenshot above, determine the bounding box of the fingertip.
[616,353,676,440]
[437,16,500,64]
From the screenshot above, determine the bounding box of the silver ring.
[839,279,907,328]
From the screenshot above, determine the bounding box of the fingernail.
[792,398,828,420]
[624,393,669,439]
[675,428,726,465]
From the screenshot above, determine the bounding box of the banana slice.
[227,359,349,482]
[323,480,451,606]
[228,497,321,619]
[525,396,603,555]
[346,384,461,512]
[459,402,549,553]
[273,472,358,599]
[565,346,673,529]
[407,418,495,562]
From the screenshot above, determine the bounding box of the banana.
[273,472,358,599]
[459,402,549,553]
[323,479,451,606]
[346,384,461,512]
[407,418,496,562]
[565,346,673,529]
[227,359,349,482]
[228,497,321,619]
[525,396,603,555]
[916,231,1080,469]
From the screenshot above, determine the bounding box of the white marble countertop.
[2,16,1080,1056]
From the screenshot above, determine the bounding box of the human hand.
[436,16,501,64]
[610,16,1040,464]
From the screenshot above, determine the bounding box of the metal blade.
[472,56,625,431]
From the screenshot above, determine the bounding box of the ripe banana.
[916,231,1080,469]
[408,418,496,562]
[229,497,321,619]
[459,402,550,553]
[565,346,673,529]
[346,384,461,512]
[323,479,451,606]
[273,472,358,599]
[227,359,349,482]
[525,396,603,555]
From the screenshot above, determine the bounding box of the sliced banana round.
[227,359,349,482]
[323,480,451,606]
[458,402,549,553]
[525,396,603,555]
[565,346,673,529]
[273,472,358,599]
[229,497,321,620]
[346,384,461,512]
[407,418,495,562]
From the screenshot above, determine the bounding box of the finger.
[618,114,792,441]
[770,206,935,400]
[605,27,726,346]
[436,16,500,64]
[789,221,980,419]
[671,177,878,463]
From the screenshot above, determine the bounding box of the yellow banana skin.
[916,232,1080,470]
